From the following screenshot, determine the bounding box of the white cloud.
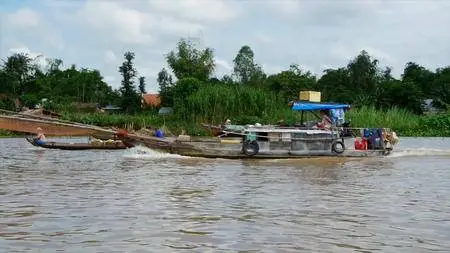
[103,75,116,84]
[104,50,117,64]
[363,47,395,65]
[156,16,204,37]
[265,0,301,16]
[80,1,154,45]
[45,33,65,51]
[262,64,284,75]
[215,58,232,71]
[6,8,40,28]
[147,0,240,23]
[254,32,274,44]
[1,0,450,91]
[77,1,207,46]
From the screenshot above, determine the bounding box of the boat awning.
[291,102,350,111]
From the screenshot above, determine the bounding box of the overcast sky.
[1,0,449,92]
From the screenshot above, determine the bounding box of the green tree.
[433,67,450,106]
[45,58,63,75]
[157,68,174,107]
[265,64,316,102]
[171,77,203,118]
[402,62,435,97]
[346,50,380,105]
[118,51,140,113]
[1,53,37,96]
[316,68,351,103]
[0,68,13,95]
[0,53,122,111]
[221,74,234,85]
[377,79,423,114]
[233,45,265,85]
[166,38,215,81]
[138,76,146,94]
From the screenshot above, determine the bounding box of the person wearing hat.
[35,127,46,145]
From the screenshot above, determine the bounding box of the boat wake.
[121,145,450,160]
[122,145,186,160]
[388,148,450,158]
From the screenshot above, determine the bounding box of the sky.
[1,0,449,93]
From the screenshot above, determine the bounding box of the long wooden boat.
[116,102,400,159]
[0,114,115,136]
[117,129,395,159]
[26,137,134,150]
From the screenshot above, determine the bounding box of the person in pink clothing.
[316,110,332,130]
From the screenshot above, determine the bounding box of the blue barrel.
[155,129,165,138]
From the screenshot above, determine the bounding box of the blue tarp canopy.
[292,102,350,111]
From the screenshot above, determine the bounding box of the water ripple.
[1,137,450,252]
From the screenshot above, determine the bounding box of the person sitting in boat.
[35,127,46,144]
[316,110,332,130]
[221,119,232,131]
[278,117,287,127]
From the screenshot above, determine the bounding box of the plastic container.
[299,91,321,102]
[354,137,368,150]
[155,129,165,138]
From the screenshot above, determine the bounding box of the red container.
[354,137,368,150]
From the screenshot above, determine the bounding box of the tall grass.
[347,106,420,134]
[60,112,210,136]
[183,84,301,125]
[347,106,450,136]
[61,112,163,130]
[0,129,24,137]
[57,99,450,137]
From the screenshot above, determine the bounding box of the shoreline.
[1,128,450,139]
[2,108,450,138]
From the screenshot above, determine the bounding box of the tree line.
[0,54,120,111]
[0,52,147,113]
[156,39,450,118]
[1,38,449,120]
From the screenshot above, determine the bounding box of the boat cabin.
[218,101,353,155]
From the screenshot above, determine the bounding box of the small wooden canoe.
[25,137,134,150]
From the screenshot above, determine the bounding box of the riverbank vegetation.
[1,38,450,137]
[0,129,24,137]
[57,106,449,137]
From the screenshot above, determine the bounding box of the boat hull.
[26,137,133,150]
[120,136,391,159]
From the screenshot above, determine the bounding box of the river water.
[1,137,450,252]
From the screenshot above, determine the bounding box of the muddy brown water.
[1,137,450,252]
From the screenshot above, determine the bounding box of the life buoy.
[331,140,345,154]
[242,140,259,156]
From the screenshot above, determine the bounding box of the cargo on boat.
[117,100,400,159]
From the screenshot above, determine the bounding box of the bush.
[0,97,16,111]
